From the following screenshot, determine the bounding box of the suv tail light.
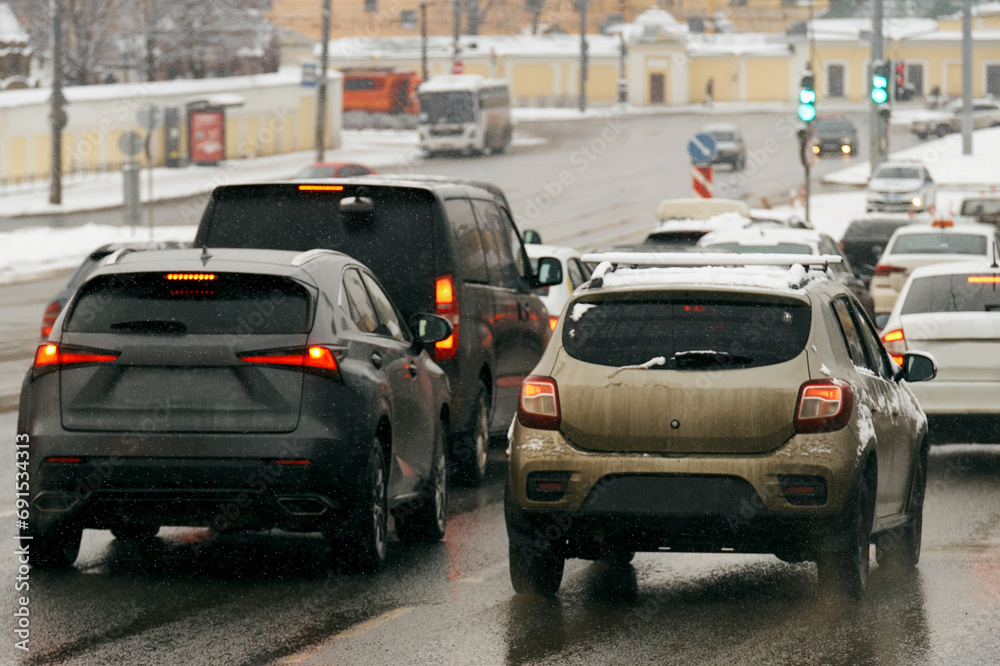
[881,328,906,365]
[518,375,560,430]
[41,300,61,338]
[794,379,853,434]
[434,275,459,361]
[239,346,341,380]
[873,264,906,278]
[548,315,558,332]
[33,343,120,378]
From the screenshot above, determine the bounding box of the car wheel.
[509,536,565,596]
[877,448,926,570]
[452,381,490,487]
[602,549,636,566]
[339,444,389,573]
[23,522,82,569]
[817,470,874,600]
[915,132,927,140]
[395,423,448,544]
[111,524,159,541]
[935,124,951,138]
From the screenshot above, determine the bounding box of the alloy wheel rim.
[475,399,489,474]
[373,462,387,559]
[434,448,447,531]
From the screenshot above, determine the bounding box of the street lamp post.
[49,0,67,205]
[315,0,331,162]
[578,0,588,112]
[421,0,429,81]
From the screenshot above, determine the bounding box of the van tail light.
[240,346,341,380]
[41,300,61,338]
[33,343,120,378]
[873,264,906,278]
[434,275,459,361]
[882,328,906,365]
[518,375,560,430]
[794,379,853,434]
[548,315,558,332]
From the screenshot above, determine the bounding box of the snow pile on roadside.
[0,224,196,285]
[823,126,1000,187]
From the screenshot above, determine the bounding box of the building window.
[401,9,417,28]
[525,0,543,11]
[365,0,377,12]
[730,0,747,6]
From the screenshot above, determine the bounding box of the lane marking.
[278,606,413,664]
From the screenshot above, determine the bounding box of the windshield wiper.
[109,320,188,334]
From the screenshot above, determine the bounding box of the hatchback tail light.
[41,300,61,338]
[881,328,906,365]
[434,275,459,361]
[794,379,853,434]
[518,375,560,430]
[873,264,906,278]
[548,315,558,332]
[33,343,120,378]
[239,346,341,380]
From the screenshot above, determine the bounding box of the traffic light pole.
[870,0,886,174]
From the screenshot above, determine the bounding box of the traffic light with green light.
[871,60,889,104]
[798,71,816,122]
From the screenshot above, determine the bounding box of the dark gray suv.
[19,248,453,570]
[194,178,562,485]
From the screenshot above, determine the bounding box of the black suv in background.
[812,115,859,156]
[839,214,923,283]
[194,178,562,485]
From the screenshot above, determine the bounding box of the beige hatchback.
[506,253,937,599]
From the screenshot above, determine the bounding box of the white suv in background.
[866,162,936,214]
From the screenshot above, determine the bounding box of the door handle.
[517,301,525,320]
[371,352,383,369]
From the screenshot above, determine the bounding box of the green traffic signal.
[871,87,888,104]
[871,60,889,104]
[798,103,817,122]
[799,89,816,104]
[798,70,815,122]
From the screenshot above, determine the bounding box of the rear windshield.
[702,242,812,255]
[644,231,707,246]
[961,199,1000,216]
[816,120,854,132]
[842,220,911,240]
[65,273,312,335]
[873,167,921,180]
[562,297,811,370]
[196,185,437,310]
[902,274,1000,314]
[890,233,987,255]
[709,131,736,141]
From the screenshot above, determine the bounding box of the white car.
[866,162,936,214]
[870,221,1000,322]
[524,244,593,332]
[880,260,1000,443]
[911,99,1000,139]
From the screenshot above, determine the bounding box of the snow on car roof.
[891,221,997,236]
[697,226,823,249]
[652,210,752,232]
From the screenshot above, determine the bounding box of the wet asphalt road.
[2,405,1000,664]
[3,112,990,664]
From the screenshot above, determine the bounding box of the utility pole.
[452,0,462,71]
[49,0,66,205]
[869,0,886,174]
[421,0,429,81]
[617,0,627,103]
[314,0,331,162]
[962,0,973,154]
[578,0,589,112]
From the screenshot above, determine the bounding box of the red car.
[292,162,377,179]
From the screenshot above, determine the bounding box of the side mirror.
[523,229,542,245]
[874,312,890,330]
[901,351,937,383]
[409,313,453,353]
[536,256,563,287]
[855,264,875,282]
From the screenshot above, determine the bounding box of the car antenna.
[200,245,213,266]
[992,241,999,269]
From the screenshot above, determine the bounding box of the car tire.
[452,381,490,487]
[509,537,565,596]
[935,124,951,138]
[602,550,636,566]
[338,444,389,573]
[111,525,159,541]
[915,132,927,140]
[23,522,82,569]
[877,448,926,570]
[395,423,448,544]
[817,470,874,600]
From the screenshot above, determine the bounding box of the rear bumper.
[912,380,1000,443]
[871,283,899,314]
[926,414,1000,444]
[506,422,860,557]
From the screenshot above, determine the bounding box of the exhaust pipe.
[34,492,81,513]
[276,496,333,516]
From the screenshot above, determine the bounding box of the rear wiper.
[671,350,754,368]
[109,320,188,334]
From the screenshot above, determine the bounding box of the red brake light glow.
[165,273,216,281]
[518,375,560,430]
[968,276,1000,284]
[434,275,459,361]
[274,459,312,466]
[548,315,558,331]
[41,300,61,338]
[882,328,906,365]
[794,379,853,434]
[873,264,906,277]
[33,344,120,376]
[298,184,344,191]
[45,457,82,464]
[239,347,340,378]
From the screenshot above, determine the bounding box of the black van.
[194,178,561,485]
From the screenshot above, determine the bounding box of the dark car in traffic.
[193,178,562,485]
[812,115,859,156]
[839,215,922,284]
[19,248,453,570]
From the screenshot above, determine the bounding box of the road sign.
[301,63,317,88]
[118,131,144,157]
[137,104,162,131]
[692,165,714,198]
[687,133,717,164]
[452,60,464,75]
[801,136,817,167]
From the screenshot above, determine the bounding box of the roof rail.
[291,249,340,267]
[102,248,137,266]
[582,252,843,284]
